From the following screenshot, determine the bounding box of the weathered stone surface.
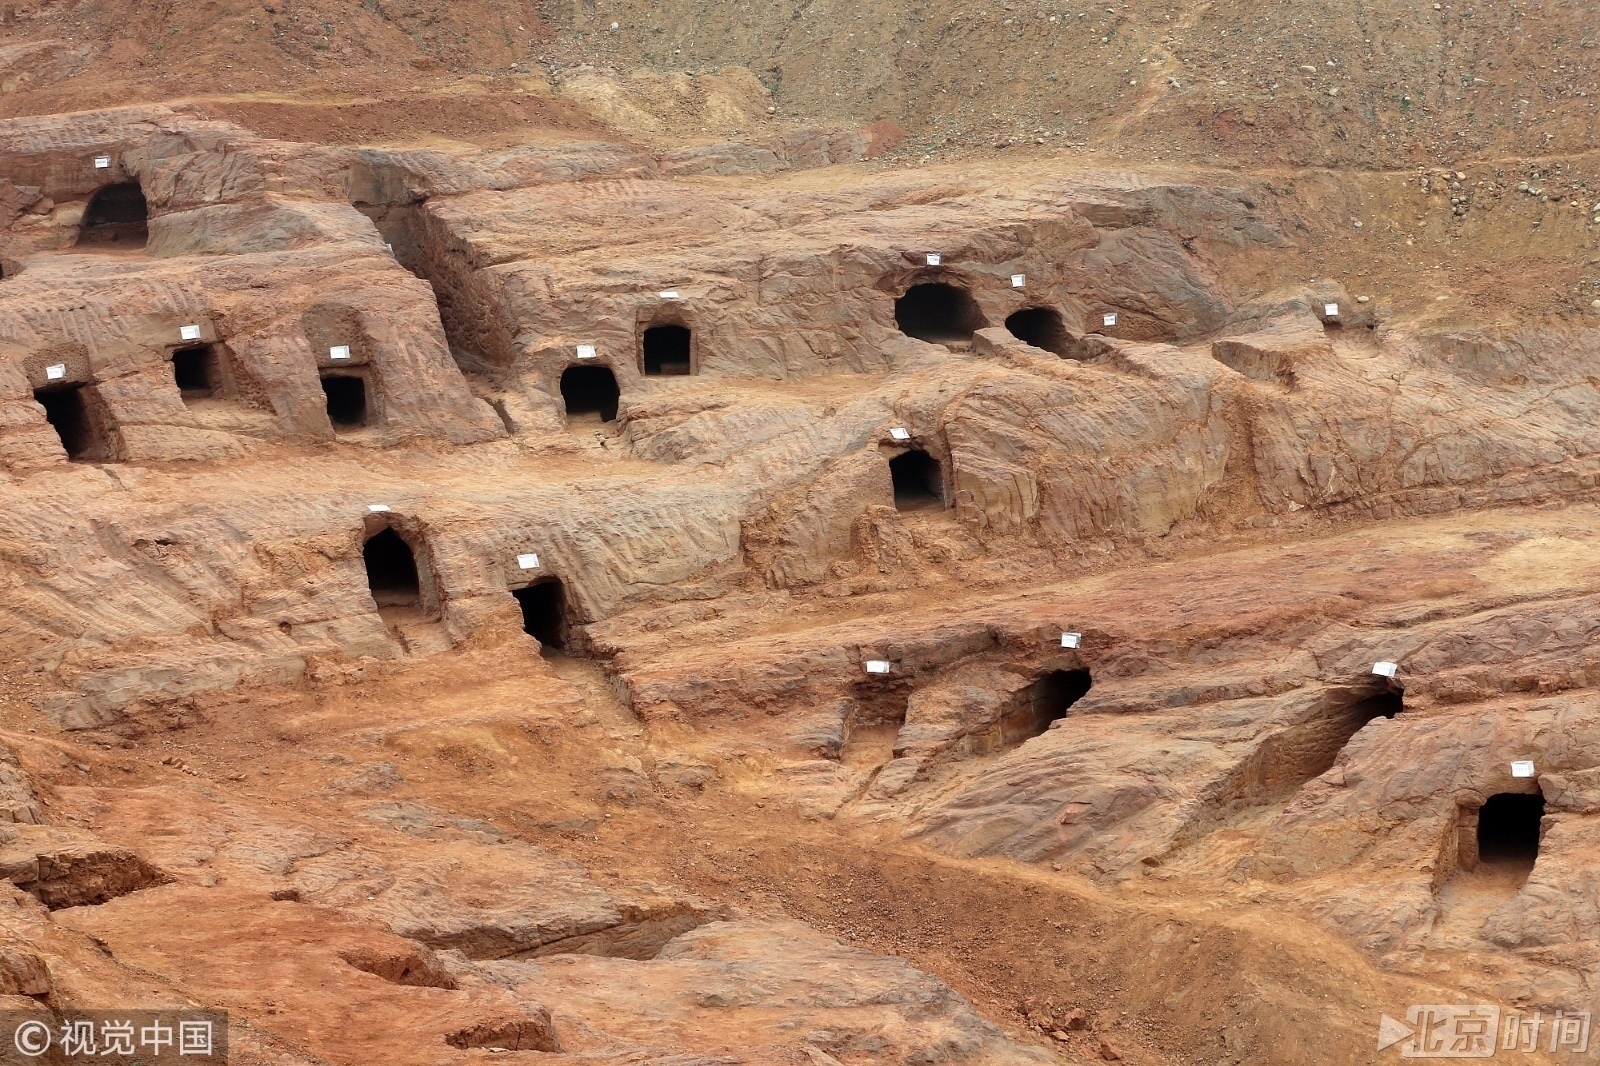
[0,943,50,997]
[0,745,43,825]
[4,110,1600,735]
[0,823,169,909]
[604,504,1600,1005]
[0,880,183,1008]
[2,75,1600,1066]
[1210,328,1330,389]
[293,839,719,960]
[481,920,1053,1064]
[336,939,459,990]
[57,885,568,1064]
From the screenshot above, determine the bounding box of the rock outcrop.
[3,88,1600,1066]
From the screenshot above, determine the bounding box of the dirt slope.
[4,0,1598,168]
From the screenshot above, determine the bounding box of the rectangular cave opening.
[851,676,912,729]
[560,365,620,423]
[894,281,987,344]
[1477,792,1545,868]
[1004,668,1093,745]
[1005,307,1079,359]
[77,181,149,248]
[642,324,693,376]
[890,449,944,511]
[363,527,421,608]
[513,578,567,653]
[34,383,107,461]
[841,676,913,771]
[322,373,368,430]
[172,345,221,400]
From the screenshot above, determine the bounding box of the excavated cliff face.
[2,93,1600,1066]
[6,110,1599,726]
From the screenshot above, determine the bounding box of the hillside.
[0,3,1599,1066]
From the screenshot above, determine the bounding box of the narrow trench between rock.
[1173,688,1402,851]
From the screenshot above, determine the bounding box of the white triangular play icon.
[1377,1014,1414,1051]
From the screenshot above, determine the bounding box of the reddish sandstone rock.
[0,824,168,909]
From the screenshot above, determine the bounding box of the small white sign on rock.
[367,504,391,513]
[576,344,597,360]
[329,345,352,361]
[1371,661,1399,678]
[1061,632,1082,649]
[889,427,912,441]
[1011,274,1026,288]
[44,364,66,381]
[93,155,111,169]
[1102,313,1118,328]
[516,553,541,570]
[179,324,202,341]
[926,253,942,266]
[864,660,893,675]
[1325,302,1341,318]
[658,290,680,300]
[1510,760,1536,779]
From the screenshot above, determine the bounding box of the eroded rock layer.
[2,98,1600,1066]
